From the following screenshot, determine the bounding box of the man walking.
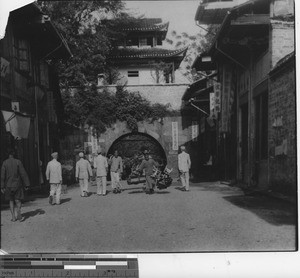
[178,145,191,191]
[109,150,123,194]
[94,150,108,196]
[1,150,30,222]
[46,152,62,205]
[139,151,158,194]
[75,152,92,197]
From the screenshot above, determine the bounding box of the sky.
[124,0,201,37]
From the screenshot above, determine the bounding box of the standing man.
[139,151,158,194]
[1,150,30,222]
[109,150,123,194]
[46,152,62,205]
[94,150,108,196]
[75,152,92,197]
[178,145,191,191]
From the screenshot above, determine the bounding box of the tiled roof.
[121,18,169,32]
[109,46,188,59]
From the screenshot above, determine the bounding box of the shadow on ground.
[128,190,146,194]
[191,182,241,194]
[1,191,49,211]
[190,177,219,183]
[223,195,297,226]
[60,198,72,204]
[1,193,72,211]
[22,209,45,221]
[155,191,170,194]
[175,186,191,192]
[122,186,145,191]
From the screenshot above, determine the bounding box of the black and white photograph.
[0,0,298,266]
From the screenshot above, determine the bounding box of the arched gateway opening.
[107,132,167,179]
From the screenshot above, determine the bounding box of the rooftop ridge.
[121,21,169,32]
[109,46,188,59]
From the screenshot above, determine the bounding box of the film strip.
[0,254,139,277]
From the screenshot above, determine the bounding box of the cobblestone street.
[1,181,297,253]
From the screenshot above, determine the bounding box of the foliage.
[149,61,171,84]
[38,1,129,86]
[114,86,174,131]
[62,85,117,134]
[166,25,220,82]
[62,85,174,135]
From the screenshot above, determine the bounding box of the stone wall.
[68,83,201,179]
[100,84,189,111]
[268,60,296,194]
[270,20,294,68]
[97,115,201,178]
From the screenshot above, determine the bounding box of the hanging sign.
[220,65,232,132]
[200,117,205,134]
[209,82,221,120]
[191,121,198,142]
[213,81,221,114]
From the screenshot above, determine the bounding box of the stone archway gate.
[95,117,193,178]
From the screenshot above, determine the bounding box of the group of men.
[46,149,124,204]
[1,145,191,221]
[76,150,123,197]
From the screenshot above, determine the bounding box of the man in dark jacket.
[139,151,158,194]
[1,150,30,222]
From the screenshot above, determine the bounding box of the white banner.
[210,92,215,113]
[220,65,232,132]
[211,81,221,119]
[191,121,198,142]
[171,122,178,151]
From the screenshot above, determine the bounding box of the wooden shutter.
[40,61,49,88]
[18,39,30,72]
[14,38,30,73]
[47,90,54,122]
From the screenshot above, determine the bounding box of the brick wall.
[268,63,296,194]
[270,20,294,68]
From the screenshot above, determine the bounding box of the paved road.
[1,181,297,253]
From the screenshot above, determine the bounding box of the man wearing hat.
[1,150,30,222]
[75,152,93,197]
[178,145,191,191]
[46,152,62,205]
[94,150,108,196]
[139,151,158,194]
[109,150,123,194]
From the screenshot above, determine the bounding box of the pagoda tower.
[107,18,188,86]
